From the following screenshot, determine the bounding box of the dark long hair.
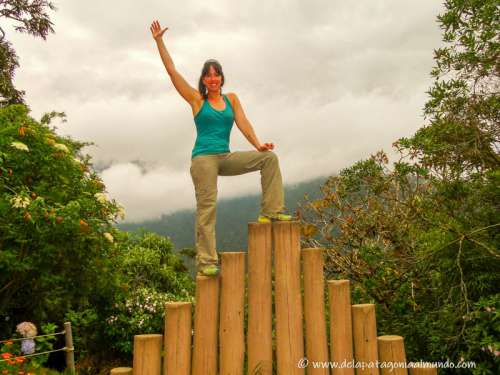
[198,59,225,100]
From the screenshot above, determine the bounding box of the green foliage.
[0,322,58,372]
[30,322,58,368]
[0,104,125,325]
[0,0,57,106]
[65,230,195,358]
[460,294,500,374]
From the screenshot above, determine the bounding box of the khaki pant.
[190,150,284,272]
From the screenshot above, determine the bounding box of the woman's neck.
[207,91,221,101]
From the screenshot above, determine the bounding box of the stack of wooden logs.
[112,222,437,375]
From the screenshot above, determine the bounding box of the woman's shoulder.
[224,92,238,107]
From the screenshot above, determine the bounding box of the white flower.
[104,232,114,243]
[54,143,70,153]
[117,203,126,220]
[11,195,30,208]
[11,142,29,152]
[72,158,81,165]
[94,193,107,204]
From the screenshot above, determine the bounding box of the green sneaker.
[258,212,292,223]
[198,268,221,276]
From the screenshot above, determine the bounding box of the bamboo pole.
[164,302,192,375]
[408,363,438,375]
[247,222,273,375]
[63,322,75,375]
[133,334,163,375]
[302,248,329,375]
[377,336,408,375]
[352,304,378,375]
[273,221,305,375]
[192,275,220,375]
[110,368,132,375]
[327,280,354,375]
[220,252,246,375]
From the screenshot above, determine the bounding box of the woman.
[150,20,291,276]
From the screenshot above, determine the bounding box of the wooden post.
[302,248,329,375]
[133,334,163,375]
[377,336,408,375]
[220,252,246,375]
[247,222,273,375]
[352,304,378,375]
[327,280,354,375]
[408,363,438,375]
[63,322,75,375]
[110,368,132,375]
[273,221,305,375]
[192,275,220,375]
[164,302,192,375]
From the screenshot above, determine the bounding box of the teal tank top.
[192,94,235,159]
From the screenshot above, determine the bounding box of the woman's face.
[203,65,222,94]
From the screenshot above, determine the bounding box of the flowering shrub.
[0,322,57,373]
[459,294,500,374]
[0,105,126,324]
[65,230,195,357]
[16,323,36,339]
[103,287,194,354]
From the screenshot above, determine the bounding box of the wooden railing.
[112,221,437,375]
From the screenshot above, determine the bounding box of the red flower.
[3,370,8,374]
[25,213,29,217]
[80,221,85,225]
[31,194,36,198]
[9,170,12,175]
[46,213,49,217]
[393,292,397,296]
[5,342,12,345]
[58,218,62,222]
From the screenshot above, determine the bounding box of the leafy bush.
[0,104,125,327]
[65,230,195,357]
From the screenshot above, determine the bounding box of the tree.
[296,0,500,371]
[0,0,57,106]
[399,0,500,176]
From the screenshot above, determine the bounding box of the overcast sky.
[4,0,445,222]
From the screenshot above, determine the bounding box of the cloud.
[5,0,444,222]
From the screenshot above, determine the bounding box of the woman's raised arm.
[150,21,199,105]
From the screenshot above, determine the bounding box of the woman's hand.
[258,143,274,151]
[150,20,168,41]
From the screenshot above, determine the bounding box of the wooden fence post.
[327,280,354,375]
[273,221,305,375]
[133,334,163,375]
[378,335,408,375]
[63,322,75,375]
[220,252,246,375]
[164,302,192,375]
[302,248,329,375]
[247,222,273,375]
[192,275,220,375]
[352,304,378,375]
[110,368,132,375]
